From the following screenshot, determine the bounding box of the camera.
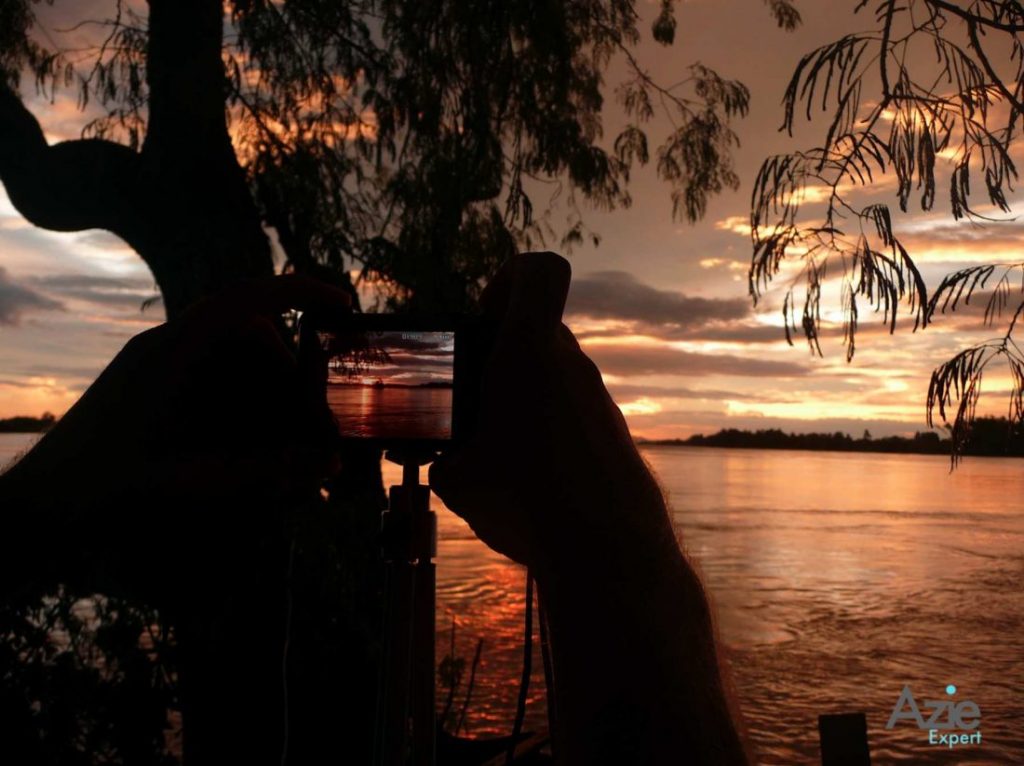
[299,313,497,450]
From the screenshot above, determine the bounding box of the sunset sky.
[2,0,1022,438]
[323,331,455,387]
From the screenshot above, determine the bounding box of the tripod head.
[381,449,438,564]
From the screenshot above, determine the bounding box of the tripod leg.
[412,559,436,765]
[376,561,416,766]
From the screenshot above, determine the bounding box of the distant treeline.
[645,417,1024,457]
[329,380,453,389]
[0,413,57,433]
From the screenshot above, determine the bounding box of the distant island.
[640,417,1024,458]
[0,413,57,434]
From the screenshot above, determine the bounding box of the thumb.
[502,252,572,333]
[428,448,488,516]
[428,450,462,502]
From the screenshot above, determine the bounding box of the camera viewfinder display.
[319,329,455,441]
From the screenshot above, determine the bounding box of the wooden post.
[819,712,871,766]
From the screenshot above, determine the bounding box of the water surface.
[4,434,1020,763]
[328,385,453,440]
[407,447,1024,763]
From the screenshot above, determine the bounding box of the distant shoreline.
[638,439,952,457]
[327,381,453,389]
[0,414,56,434]
[638,419,1024,458]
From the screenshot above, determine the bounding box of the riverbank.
[640,417,1024,458]
[0,414,56,434]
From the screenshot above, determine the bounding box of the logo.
[886,684,982,749]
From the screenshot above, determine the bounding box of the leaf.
[652,1,677,46]
[765,0,802,30]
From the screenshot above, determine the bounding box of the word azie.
[886,684,983,750]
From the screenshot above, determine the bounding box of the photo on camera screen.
[319,329,455,441]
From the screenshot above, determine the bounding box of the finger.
[186,274,352,324]
[428,450,483,513]
[428,451,459,503]
[297,316,334,443]
[233,274,353,317]
[165,313,293,396]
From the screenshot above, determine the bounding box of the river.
[3,435,1021,763]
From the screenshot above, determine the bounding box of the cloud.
[27,273,158,310]
[606,383,746,400]
[566,270,750,328]
[699,257,747,271]
[901,218,1024,246]
[584,343,808,377]
[575,316,923,345]
[0,267,63,324]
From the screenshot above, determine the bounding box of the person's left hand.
[3,275,350,598]
[70,276,345,501]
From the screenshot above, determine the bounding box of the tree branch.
[926,0,1024,32]
[0,82,142,235]
[965,17,1024,114]
[880,0,896,97]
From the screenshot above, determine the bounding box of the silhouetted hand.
[429,252,676,575]
[114,275,347,505]
[0,275,349,599]
[430,253,750,765]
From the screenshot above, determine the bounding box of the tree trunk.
[0,2,397,762]
[136,0,272,317]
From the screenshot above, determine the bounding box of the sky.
[323,331,456,387]
[1,0,1023,439]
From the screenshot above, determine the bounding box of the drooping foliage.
[750,0,1024,460]
[0,0,794,313]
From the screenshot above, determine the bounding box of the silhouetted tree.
[0,0,794,316]
[750,0,1024,462]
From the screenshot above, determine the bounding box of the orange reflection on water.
[380,460,548,738]
[386,447,1024,762]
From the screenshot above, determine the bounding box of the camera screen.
[319,328,455,441]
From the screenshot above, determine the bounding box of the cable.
[538,591,556,758]
[506,570,534,764]
[280,532,297,766]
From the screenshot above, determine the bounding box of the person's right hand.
[429,252,676,576]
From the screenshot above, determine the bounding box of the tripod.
[374,449,438,766]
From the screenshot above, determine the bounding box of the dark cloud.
[324,330,454,354]
[586,344,807,377]
[0,376,39,388]
[386,353,453,369]
[566,270,750,327]
[17,362,103,382]
[32,274,150,290]
[0,267,63,324]
[28,273,158,310]
[577,323,790,344]
[606,383,745,400]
